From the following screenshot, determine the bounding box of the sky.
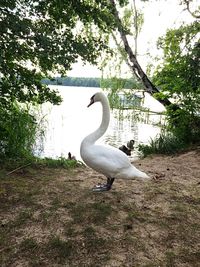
[68,0,196,78]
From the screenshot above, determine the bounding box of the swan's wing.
[85,144,133,177]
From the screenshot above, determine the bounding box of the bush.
[167,106,200,145]
[0,103,38,159]
[138,131,187,157]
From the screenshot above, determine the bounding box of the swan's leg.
[92,177,115,192]
[107,177,115,189]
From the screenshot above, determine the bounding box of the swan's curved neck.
[84,94,110,145]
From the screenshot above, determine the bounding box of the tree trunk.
[109,0,172,107]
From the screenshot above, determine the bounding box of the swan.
[127,139,135,150]
[68,152,76,160]
[80,92,150,192]
[119,145,131,156]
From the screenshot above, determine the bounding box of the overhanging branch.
[109,0,173,107]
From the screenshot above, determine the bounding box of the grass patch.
[123,202,151,225]
[64,222,77,237]
[126,209,147,224]
[19,238,39,253]
[0,150,200,266]
[138,132,186,157]
[35,156,84,169]
[83,226,107,253]
[165,250,176,267]
[70,202,112,224]
[178,249,200,265]
[47,236,74,263]
[0,156,84,181]
[13,209,33,227]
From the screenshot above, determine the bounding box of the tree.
[0,0,114,107]
[181,0,200,18]
[153,21,200,143]
[100,0,144,87]
[101,1,198,106]
[100,0,200,146]
[108,0,173,107]
[0,0,118,159]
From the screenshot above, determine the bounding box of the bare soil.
[0,149,200,267]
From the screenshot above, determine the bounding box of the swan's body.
[80,92,149,191]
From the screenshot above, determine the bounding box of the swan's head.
[87,92,104,107]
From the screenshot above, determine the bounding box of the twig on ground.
[6,163,31,175]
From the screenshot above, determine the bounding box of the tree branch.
[133,0,138,56]
[185,0,200,19]
[111,32,141,80]
[109,0,172,107]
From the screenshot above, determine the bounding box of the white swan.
[80,92,149,192]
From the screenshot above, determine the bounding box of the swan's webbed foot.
[92,184,111,192]
[92,177,115,192]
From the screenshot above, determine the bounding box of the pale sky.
[68,0,196,78]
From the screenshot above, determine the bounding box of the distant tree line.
[42,76,141,89]
[42,77,100,87]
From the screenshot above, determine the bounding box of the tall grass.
[0,103,41,160]
[0,103,83,170]
[35,157,84,168]
[138,131,187,157]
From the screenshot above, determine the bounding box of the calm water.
[38,86,165,160]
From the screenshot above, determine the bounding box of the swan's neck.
[84,95,110,145]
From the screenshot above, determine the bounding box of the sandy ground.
[0,149,200,266]
[81,148,200,190]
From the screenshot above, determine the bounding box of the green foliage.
[101,76,142,90]
[101,76,142,109]
[167,104,200,144]
[100,1,144,107]
[138,131,186,157]
[153,21,200,144]
[42,76,142,89]
[0,0,126,161]
[42,76,101,87]
[0,0,116,107]
[36,157,84,169]
[154,22,200,97]
[0,103,38,159]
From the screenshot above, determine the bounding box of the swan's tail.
[136,170,150,180]
[130,166,150,181]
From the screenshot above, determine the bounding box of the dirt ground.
[0,149,200,267]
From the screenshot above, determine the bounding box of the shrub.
[0,103,38,159]
[138,131,187,157]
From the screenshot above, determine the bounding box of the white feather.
[80,92,149,181]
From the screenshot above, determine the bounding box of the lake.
[37,86,165,161]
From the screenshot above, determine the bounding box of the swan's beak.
[87,98,94,108]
